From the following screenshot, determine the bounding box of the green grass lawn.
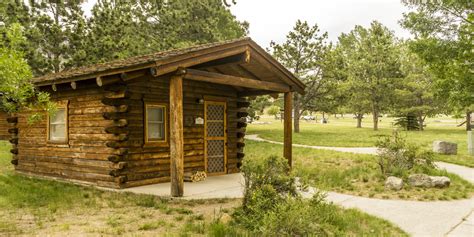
[245,140,474,201]
[248,115,474,167]
[0,141,407,236]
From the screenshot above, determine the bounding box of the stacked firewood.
[184,171,207,182]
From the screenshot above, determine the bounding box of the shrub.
[240,155,298,209]
[376,130,435,177]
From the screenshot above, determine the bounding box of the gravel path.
[246,134,474,237]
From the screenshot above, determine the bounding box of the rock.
[408,174,432,188]
[430,176,451,188]
[385,176,404,191]
[433,141,457,155]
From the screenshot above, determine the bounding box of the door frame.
[204,100,227,175]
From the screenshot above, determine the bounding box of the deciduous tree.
[401,0,473,131]
[336,21,403,130]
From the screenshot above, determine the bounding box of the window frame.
[144,103,168,144]
[47,102,69,144]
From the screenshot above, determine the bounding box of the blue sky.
[83,0,412,47]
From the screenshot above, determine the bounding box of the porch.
[121,173,245,199]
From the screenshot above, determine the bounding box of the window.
[145,104,166,142]
[48,107,67,142]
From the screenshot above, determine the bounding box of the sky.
[83,0,413,47]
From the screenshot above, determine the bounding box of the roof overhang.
[33,38,305,95]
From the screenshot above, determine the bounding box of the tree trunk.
[293,94,300,133]
[322,112,326,119]
[418,115,424,131]
[467,111,472,131]
[356,114,363,128]
[372,108,379,131]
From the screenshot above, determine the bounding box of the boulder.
[430,176,451,188]
[408,174,432,188]
[385,176,404,191]
[433,141,457,155]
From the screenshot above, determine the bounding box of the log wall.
[14,81,125,188]
[122,75,247,188]
[13,74,249,189]
[0,112,10,140]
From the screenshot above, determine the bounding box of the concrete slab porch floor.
[120,173,245,200]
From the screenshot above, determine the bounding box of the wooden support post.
[170,74,184,197]
[284,92,293,168]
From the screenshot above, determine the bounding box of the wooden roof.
[33,37,305,94]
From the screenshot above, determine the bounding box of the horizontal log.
[9,138,18,145]
[236,132,245,139]
[10,148,18,154]
[8,128,18,134]
[236,101,250,108]
[236,112,248,118]
[103,112,127,120]
[103,83,127,92]
[237,122,247,128]
[106,141,126,149]
[7,117,18,123]
[105,126,129,135]
[183,68,290,92]
[101,98,134,107]
[108,154,127,163]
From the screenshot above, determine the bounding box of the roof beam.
[181,68,290,93]
[192,50,250,69]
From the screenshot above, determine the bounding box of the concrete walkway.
[120,135,474,236]
[245,134,474,237]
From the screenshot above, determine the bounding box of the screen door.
[204,101,227,175]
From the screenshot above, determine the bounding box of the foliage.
[1,0,87,75]
[248,95,271,119]
[336,21,403,130]
[266,105,280,118]
[393,114,420,131]
[0,23,54,119]
[240,155,297,210]
[401,0,473,128]
[392,43,443,130]
[1,0,248,75]
[270,20,335,132]
[376,130,435,178]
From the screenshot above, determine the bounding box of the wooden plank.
[183,69,290,92]
[284,92,293,168]
[169,74,184,197]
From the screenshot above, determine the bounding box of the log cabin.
[0,111,9,140]
[7,38,304,197]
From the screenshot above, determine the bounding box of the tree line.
[1,0,248,76]
[268,0,472,132]
[0,0,247,115]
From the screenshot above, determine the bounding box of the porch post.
[284,92,293,168]
[170,74,184,197]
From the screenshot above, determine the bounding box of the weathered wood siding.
[12,75,248,189]
[13,81,124,188]
[0,111,10,140]
[122,75,246,188]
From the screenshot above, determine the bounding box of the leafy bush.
[233,155,330,235]
[376,130,435,177]
[241,155,298,208]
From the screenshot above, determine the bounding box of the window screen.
[49,108,67,141]
[147,105,165,141]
